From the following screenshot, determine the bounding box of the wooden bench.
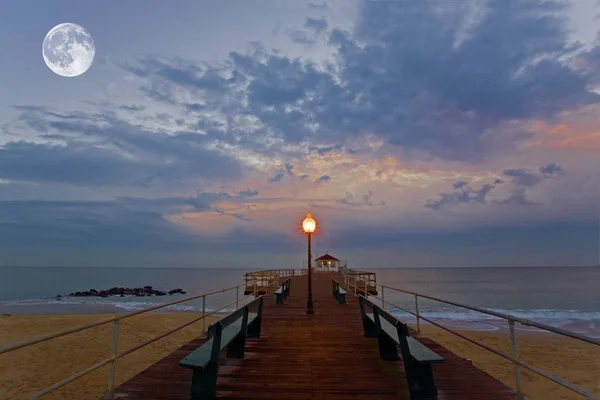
[331,279,347,304]
[359,296,444,400]
[179,297,263,400]
[275,279,290,304]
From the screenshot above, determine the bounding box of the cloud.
[308,2,328,9]
[1,107,243,187]
[314,175,331,183]
[304,17,328,33]
[502,168,543,187]
[119,0,600,163]
[337,191,385,207]
[0,189,261,251]
[425,182,497,210]
[540,162,565,177]
[426,162,566,209]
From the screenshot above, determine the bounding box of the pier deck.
[112,273,517,399]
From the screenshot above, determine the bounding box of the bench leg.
[247,317,262,338]
[362,316,378,338]
[190,364,218,400]
[377,334,400,361]
[226,333,246,359]
[409,363,438,399]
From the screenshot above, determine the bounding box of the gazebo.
[314,253,341,272]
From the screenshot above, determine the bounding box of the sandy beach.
[0,313,220,400]
[419,326,600,400]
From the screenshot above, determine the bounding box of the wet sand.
[420,326,600,400]
[0,313,220,400]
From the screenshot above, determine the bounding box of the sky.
[0,0,599,268]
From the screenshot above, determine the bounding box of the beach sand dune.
[1,315,599,400]
[0,313,220,400]
[419,326,600,400]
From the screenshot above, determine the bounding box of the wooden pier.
[112,273,517,400]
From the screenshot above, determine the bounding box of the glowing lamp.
[302,214,316,233]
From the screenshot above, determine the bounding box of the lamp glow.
[302,214,316,233]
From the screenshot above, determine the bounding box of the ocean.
[0,266,598,336]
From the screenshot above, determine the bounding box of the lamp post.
[302,213,316,315]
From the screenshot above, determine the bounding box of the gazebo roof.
[315,253,339,261]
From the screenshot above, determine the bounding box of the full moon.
[42,23,95,77]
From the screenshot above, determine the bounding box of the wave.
[2,298,599,322]
[0,297,236,314]
[384,306,600,322]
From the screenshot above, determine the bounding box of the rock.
[155,291,167,296]
[89,289,98,295]
[168,288,183,295]
[120,294,125,297]
[181,291,187,294]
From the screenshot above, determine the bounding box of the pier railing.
[243,268,303,295]
[343,268,378,295]
[365,284,600,400]
[0,278,277,400]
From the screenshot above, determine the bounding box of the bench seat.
[180,312,258,369]
[360,297,444,400]
[331,279,347,304]
[365,313,443,364]
[275,280,290,304]
[179,298,262,400]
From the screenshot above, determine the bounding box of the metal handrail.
[350,282,599,400]
[0,280,260,355]
[0,277,276,399]
[378,284,600,347]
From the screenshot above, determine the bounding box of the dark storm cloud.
[426,162,566,209]
[122,0,600,162]
[0,107,243,187]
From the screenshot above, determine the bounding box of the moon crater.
[42,23,95,77]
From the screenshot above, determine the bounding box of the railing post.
[364,278,367,298]
[202,295,206,335]
[509,319,525,400]
[381,286,385,309]
[415,294,421,337]
[105,319,119,400]
[236,286,239,309]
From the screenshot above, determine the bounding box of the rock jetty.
[66,286,186,298]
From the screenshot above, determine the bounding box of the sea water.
[0,266,598,335]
